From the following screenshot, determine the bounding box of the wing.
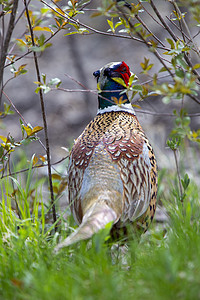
[118,141,152,222]
[67,113,111,224]
[68,137,97,224]
[103,112,153,223]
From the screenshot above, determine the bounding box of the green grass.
[0,161,200,300]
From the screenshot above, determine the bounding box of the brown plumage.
[54,62,157,252]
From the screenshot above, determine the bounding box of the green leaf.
[0,135,7,143]
[129,74,137,86]
[49,78,61,86]
[29,126,43,136]
[175,55,188,69]
[42,74,46,84]
[159,67,168,73]
[166,38,175,49]
[35,87,41,94]
[31,46,42,52]
[175,69,185,78]
[40,85,51,94]
[31,43,52,52]
[112,77,127,88]
[167,137,181,150]
[0,145,4,158]
[181,174,190,190]
[38,34,46,46]
[192,63,200,70]
[107,18,115,33]
[33,26,53,33]
[115,19,123,29]
[132,84,143,91]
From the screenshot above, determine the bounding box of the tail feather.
[54,203,118,253]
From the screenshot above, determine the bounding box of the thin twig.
[150,0,200,81]
[24,0,57,228]
[187,94,200,105]
[1,155,69,179]
[62,71,200,115]
[141,73,174,85]
[116,4,174,78]
[64,73,91,90]
[172,0,200,57]
[15,0,31,26]
[2,90,47,150]
[2,90,29,125]
[78,0,92,11]
[172,1,186,43]
[41,0,167,51]
[166,16,190,41]
[54,87,200,117]
[0,0,19,105]
[1,3,5,54]
[193,30,200,40]
[137,0,165,29]
[43,0,143,42]
[135,14,166,47]
[4,50,32,68]
[4,25,62,69]
[150,0,178,41]
[2,0,169,73]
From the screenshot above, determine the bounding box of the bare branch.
[171,0,200,57]
[116,4,174,78]
[2,90,47,150]
[24,0,57,228]
[135,14,166,47]
[174,5,186,43]
[150,0,200,81]
[4,24,63,69]
[0,0,19,105]
[137,0,165,29]
[1,155,69,179]
[54,85,200,117]
[41,0,167,51]
[150,0,178,42]
[187,94,200,105]
[166,16,190,41]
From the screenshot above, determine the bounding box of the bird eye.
[103,68,111,77]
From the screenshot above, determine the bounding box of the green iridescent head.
[93,61,132,110]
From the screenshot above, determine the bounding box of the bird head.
[93,61,131,91]
[93,61,134,113]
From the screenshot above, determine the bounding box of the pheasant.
[54,61,157,252]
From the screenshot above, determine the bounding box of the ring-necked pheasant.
[54,61,157,252]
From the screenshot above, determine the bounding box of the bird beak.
[93,70,100,81]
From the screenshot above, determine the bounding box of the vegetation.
[0,167,200,299]
[0,0,200,299]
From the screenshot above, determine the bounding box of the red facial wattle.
[115,61,131,86]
